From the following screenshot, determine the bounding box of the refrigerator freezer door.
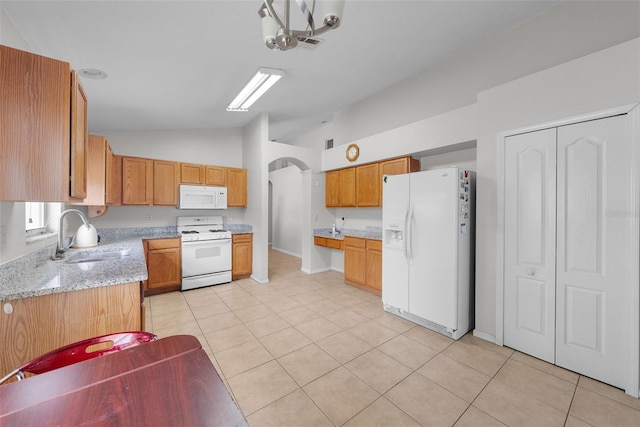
[408,168,459,330]
[382,174,410,312]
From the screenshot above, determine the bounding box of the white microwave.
[178,185,227,210]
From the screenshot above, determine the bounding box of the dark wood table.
[0,335,247,426]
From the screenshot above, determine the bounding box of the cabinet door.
[153,160,179,206]
[325,170,340,207]
[70,71,88,200]
[356,163,380,207]
[227,168,247,207]
[0,293,70,379]
[106,154,123,206]
[180,163,205,184]
[379,157,420,206]
[147,247,182,289]
[122,157,153,205]
[232,234,253,279]
[344,237,366,285]
[84,134,107,206]
[0,46,72,201]
[366,240,382,291]
[503,128,557,364]
[379,156,420,177]
[205,166,226,186]
[339,168,356,207]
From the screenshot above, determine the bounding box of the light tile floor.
[146,249,640,426]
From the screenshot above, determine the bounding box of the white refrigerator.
[382,167,474,340]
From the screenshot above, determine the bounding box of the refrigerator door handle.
[407,205,414,260]
[403,208,410,259]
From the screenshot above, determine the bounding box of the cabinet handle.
[527,268,535,276]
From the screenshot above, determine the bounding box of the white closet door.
[504,128,557,363]
[556,114,629,389]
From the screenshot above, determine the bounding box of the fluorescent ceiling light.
[227,67,285,112]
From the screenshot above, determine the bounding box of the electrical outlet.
[145,215,153,223]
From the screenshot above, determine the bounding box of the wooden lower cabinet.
[365,240,382,292]
[232,233,253,280]
[313,236,344,250]
[143,238,182,296]
[0,282,141,380]
[344,236,382,294]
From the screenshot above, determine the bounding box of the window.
[25,202,61,237]
[25,202,45,232]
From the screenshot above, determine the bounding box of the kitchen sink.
[65,249,131,264]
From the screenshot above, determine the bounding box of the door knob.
[527,268,535,276]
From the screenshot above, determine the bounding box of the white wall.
[421,147,477,172]
[330,1,640,146]
[243,113,270,283]
[269,166,303,257]
[101,129,242,166]
[89,129,245,229]
[322,104,478,172]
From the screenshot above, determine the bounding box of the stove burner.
[181,230,199,234]
[209,229,226,233]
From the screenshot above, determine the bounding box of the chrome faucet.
[54,209,90,258]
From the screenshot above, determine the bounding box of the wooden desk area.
[0,335,247,426]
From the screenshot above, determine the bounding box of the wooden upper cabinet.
[379,156,420,177]
[205,166,226,186]
[180,163,205,184]
[69,71,88,200]
[122,156,153,205]
[356,163,380,207]
[83,134,107,206]
[325,170,340,207]
[339,168,356,207]
[106,151,122,206]
[0,46,85,202]
[227,167,247,207]
[153,160,180,206]
[323,156,419,208]
[379,156,420,207]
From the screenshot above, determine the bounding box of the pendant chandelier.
[258,0,345,51]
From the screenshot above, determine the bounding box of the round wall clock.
[346,143,359,162]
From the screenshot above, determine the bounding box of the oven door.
[181,239,232,278]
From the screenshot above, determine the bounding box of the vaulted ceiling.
[2,1,637,142]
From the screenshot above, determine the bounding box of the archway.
[268,158,306,260]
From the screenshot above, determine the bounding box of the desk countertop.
[0,335,248,426]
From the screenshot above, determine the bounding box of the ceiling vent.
[297,37,323,49]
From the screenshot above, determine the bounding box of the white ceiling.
[0,0,610,142]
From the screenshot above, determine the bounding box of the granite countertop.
[0,224,253,302]
[0,227,181,302]
[313,227,382,241]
